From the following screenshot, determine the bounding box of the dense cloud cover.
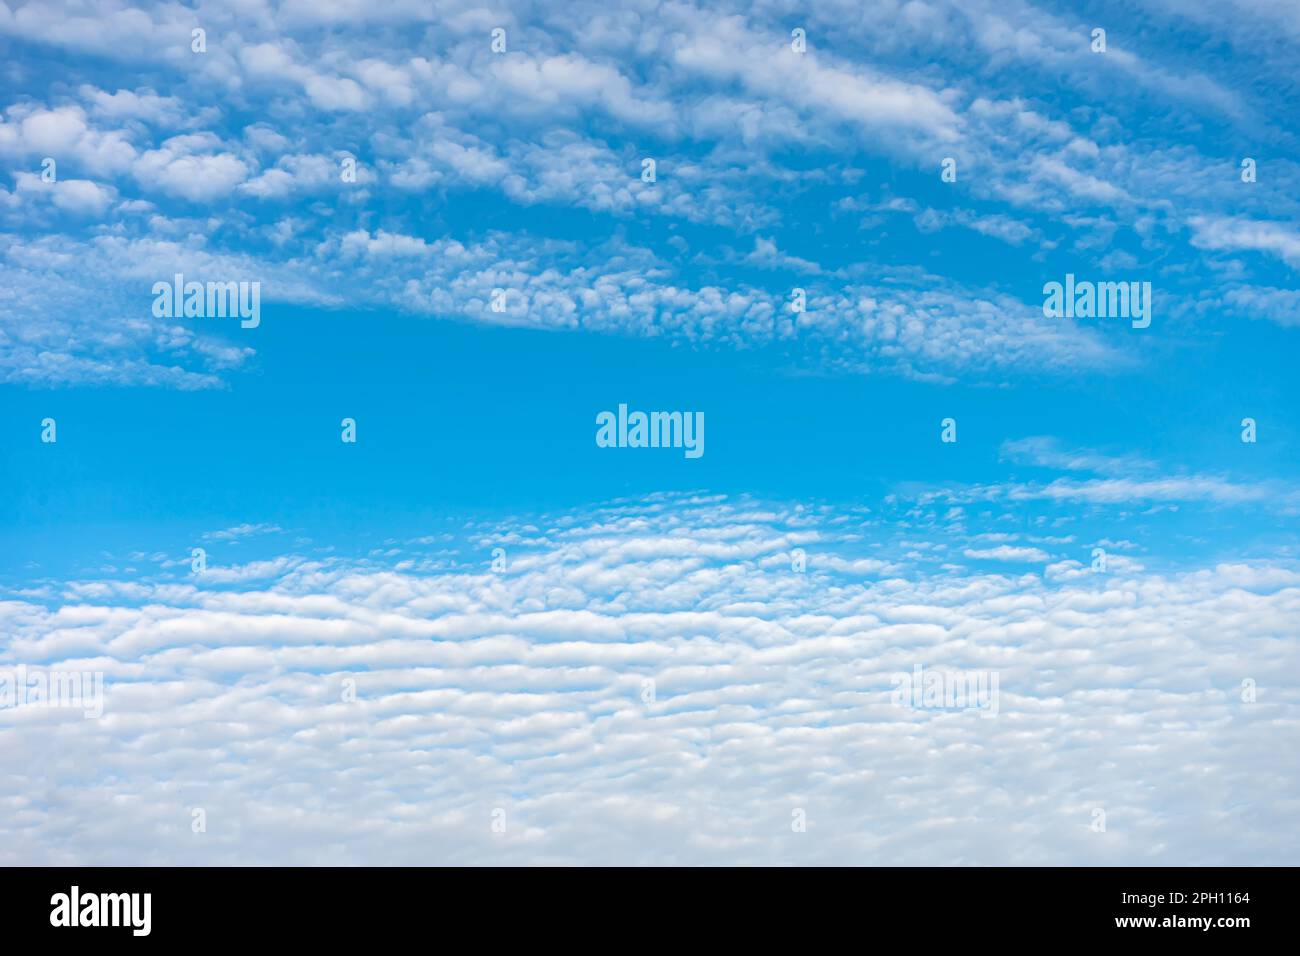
[3,493,1297,864]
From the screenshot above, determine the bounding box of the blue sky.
[1,0,1298,864]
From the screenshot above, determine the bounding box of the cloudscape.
[1,0,1298,866]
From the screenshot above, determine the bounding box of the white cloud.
[0,224,1125,388]
[11,171,115,215]
[201,523,286,543]
[1189,216,1300,270]
[2,495,1297,864]
[963,546,1051,562]
[0,104,137,175]
[1000,437,1155,476]
[133,137,250,202]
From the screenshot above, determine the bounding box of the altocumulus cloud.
[2,494,1296,865]
[6,0,1300,384]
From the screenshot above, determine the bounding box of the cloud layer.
[5,0,1300,385]
[3,494,1296,864]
